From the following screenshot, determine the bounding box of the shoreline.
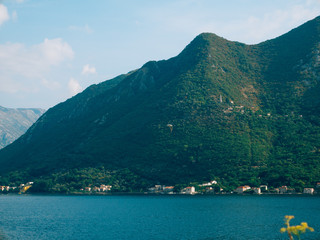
[1,192,319,197]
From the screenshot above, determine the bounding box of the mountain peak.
[181,32,231,52]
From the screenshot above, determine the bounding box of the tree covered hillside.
[0,17,320,192]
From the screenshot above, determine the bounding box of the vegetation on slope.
[0,17,320,192]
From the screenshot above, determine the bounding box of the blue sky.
[0,0,320,109]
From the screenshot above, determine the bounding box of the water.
[0,194,319,240]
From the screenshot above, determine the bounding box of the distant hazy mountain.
[0,106,45,149]
[0,16,320,191]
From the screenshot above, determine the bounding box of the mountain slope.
[0,107,45,149]
[0,17,320,191]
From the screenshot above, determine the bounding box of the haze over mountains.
[0,17,320,191]
[0,107,45,149]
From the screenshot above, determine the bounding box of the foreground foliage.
[280,215,314,240]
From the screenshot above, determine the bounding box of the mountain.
[0,106,45,149]
[0,17,320,192]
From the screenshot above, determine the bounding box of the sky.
[0,0,320,109]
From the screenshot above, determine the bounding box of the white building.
[252,187,261,194]
[303,188,314,194]
[181,186,196,195]
[100,185,112,192]
[199,180,217,187]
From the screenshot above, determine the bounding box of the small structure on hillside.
[100,185,112,192]
[279,186,287,194]
[252,187,261,194]
[260,185,268,191]
[180,186,196,195]
[163,186,175,194]
[303,188,314,194]
[199,180,217,187]
[234,185,251,194]
[0,186,9,191]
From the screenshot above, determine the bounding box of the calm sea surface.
[0,194,319,240]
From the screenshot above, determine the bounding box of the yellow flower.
[285,215,295,226]
[280,227,287,233]
[300,222,314,232]
[296,224,305,233]
[280,215,315,239]
[288,226,299,236]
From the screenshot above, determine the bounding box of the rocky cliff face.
[0,106,45,149]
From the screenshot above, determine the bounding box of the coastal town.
[145,181,320,195]
[0,181,33,194]
[1,180,320,195]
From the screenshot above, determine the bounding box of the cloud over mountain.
[82,64,96,75]
[0,38,74,94]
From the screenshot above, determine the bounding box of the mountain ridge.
[0,106,45,149]
[0,16,320,191]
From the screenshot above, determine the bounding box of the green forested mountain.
[0,17,320,192]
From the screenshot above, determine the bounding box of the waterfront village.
[1,180,320,195]
[145,181,320,195]
[0,182,34,194]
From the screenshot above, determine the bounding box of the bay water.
[0,194,319,239]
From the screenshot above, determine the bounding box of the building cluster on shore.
[234,184,319,195]
[0,182,33,194]
[147,181,320,195]
[1,181,320,195]
[80,184,112,193]
[148,180,219,195]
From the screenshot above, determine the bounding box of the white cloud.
[0,4,9,26]
[0,38,74,94]
[227,3,320,43]
[39,38,74,65]
[232,4,320,43]
[68,24,93,34]
[81,64,96,75]
[68,78,82,96]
